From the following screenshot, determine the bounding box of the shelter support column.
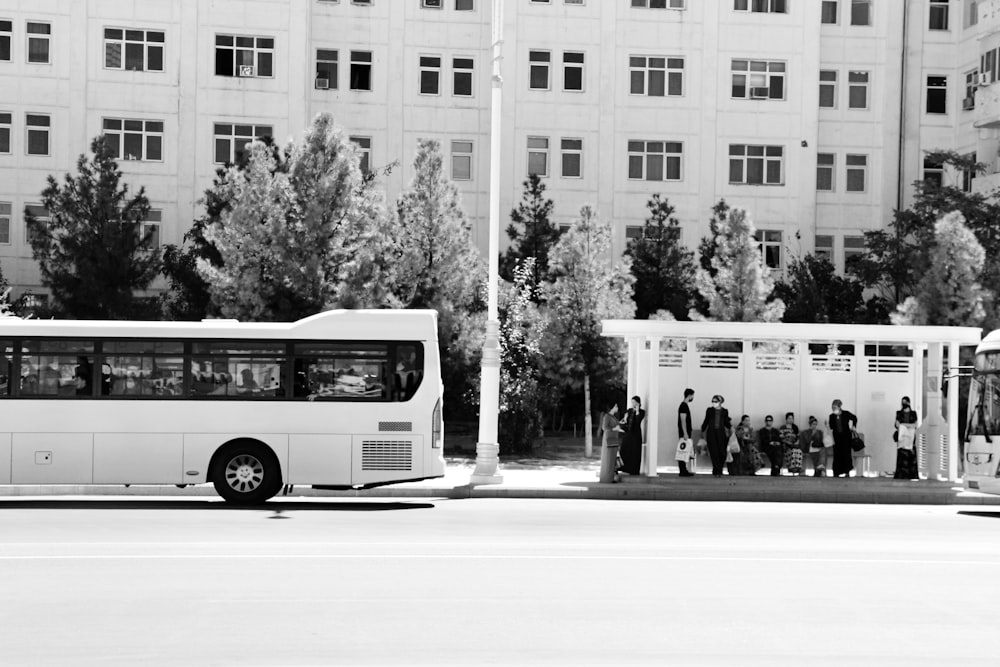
[947,342,960,482]
[920,342,946,480]
[635,339,650,474]
[626,337,641,403]
[644,337,661,477]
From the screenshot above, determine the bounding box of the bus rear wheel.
[211,442,281,505]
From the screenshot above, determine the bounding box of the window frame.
[527,136,550,177]
[733,0,787,13]
[350,136,372,174]
[0,201,10,245]
[845,153,868,192]
[0,19,12,62]
[26,113,50,156]
[847,70,870,110]
[529,50,551,91]
[26,21,51,64]
[631,0,686,7]
[819,70,838,108]
[350,50,373,91]
[562,51,584,92]
[0,111,10,154]
[450,140,473,181]
[103,27,165,72]
[627,140,683,182]
[629,55,684,97]
[560,138,583,178]
[101,118,164,162]
[212,123,273,165]
[731,59,786,101]
[817,153,835,192]
[728,144,785,186]
[850,0,872,26]
[419,54,442,96]
[214,34,274,78]
[452,56,474,97]
[754,229,783,271]
[821,1,838,24]
[926,75,948,115]
[315,48,339,90]
[929,0,950,31]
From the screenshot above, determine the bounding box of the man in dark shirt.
[676,388,695,477]
[758,415,783,476]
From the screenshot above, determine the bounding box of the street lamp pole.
[470,0,504,484]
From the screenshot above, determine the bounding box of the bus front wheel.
[211,442,281,505]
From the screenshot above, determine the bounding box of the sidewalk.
[3,448,1000,505]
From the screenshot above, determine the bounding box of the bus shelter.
[601,320,982,481]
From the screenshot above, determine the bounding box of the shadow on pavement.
[0,499,437,512]
[957,510,1000,519]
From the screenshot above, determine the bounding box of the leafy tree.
[692,199,731,317]
[25,136,160,319]
[692,207,784,322]
[197,113,395,321]
[773,253,868,323]
[541,205,635,457]
[891,211,990,327]
[499,174,560,289]
[625,194,696,320]
[393,138,486,419]
[852,150,1000,313]
[498,259,546,455]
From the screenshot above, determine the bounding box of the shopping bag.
[897,423,916,450]
[727,432,741,454]
[675,438,693,462]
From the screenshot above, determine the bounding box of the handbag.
[727,432,741,454]
[851,431,865,452]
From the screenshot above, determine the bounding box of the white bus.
[965,329,1000,492]
[0,310,444,504]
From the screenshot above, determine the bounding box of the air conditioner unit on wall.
[238,65,256,77]
[963,96,975,110]
[750,87,769,99]
[315,78,330,89]
[979,72,992,86]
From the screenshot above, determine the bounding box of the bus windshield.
[967,351,1000,440]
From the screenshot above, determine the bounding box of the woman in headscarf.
[701,394,732,478]
[618,395,645,475]
[893,396,919,479]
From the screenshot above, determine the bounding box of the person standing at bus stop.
[893,396,919,479]
[701,394,732,478]
[828,399,858,477]
[676,388,695,477]
[618,396,645,475]
[598,402,623,483]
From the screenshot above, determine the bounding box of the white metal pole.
[470,0,504,484]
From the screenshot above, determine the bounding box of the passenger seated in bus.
[238,368,259,394]
[74,357,93,396]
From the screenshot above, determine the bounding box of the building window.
[731,60,785,100]
[0,20,12,62]
[24,204,49,237]
[453,57,474,96]
[923,156,944,187]
[815,235,833,262]
[848,70,869,109]
[627,141,682,181]
[754,230,782,270]
[102,118,163,161]
[422,0,443,7]
[213,123,273,165]
[631,0,686,7]
[527,136,549,176]
[729,144,783,185]
[967,1,979,27]
[0,112,9,153]
[456,0,475,9]
[819,70,837,108]
[844,235,865,271]
[215,35,273,78]
[845,154,867,192]
[139,209,161,250]
[964,70,978,110]
[561,138,582,178]
[104,28,165,72]
[315,49,338,89]
[0,202,10,245]
[27,21,51,64]
[563,52,584,91]
[629,56,684,96]
[821,1,838,23]
[982,49,998,84]
[350,51,373,90]
[26,114,50,156]
[929,0,949,30]
[817,153,835,191]
[350,136,371,173]
[529,50,550,90]
[734,0,787,13]
[926,75,947,114]
[419,55,441,95]
[353,0,372,5]
[451,140,473,180]
[850,0,871,25]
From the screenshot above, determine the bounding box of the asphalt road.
[0,497,998,666]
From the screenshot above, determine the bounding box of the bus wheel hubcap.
[225,454,263,493]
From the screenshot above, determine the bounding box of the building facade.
[0,0,990,300]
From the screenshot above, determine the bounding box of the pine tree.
[692,207,784,322]
[541,205,635,457]
[773,253,868,323]
[499,174,560,289]
[891,211,990,327]
[26,136,160,319]
[625,194,696,320]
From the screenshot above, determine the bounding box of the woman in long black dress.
[828,399,858,477]
[701,394,732,478]
[893,396,919,479]
[619,395,645,475]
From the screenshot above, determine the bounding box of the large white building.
[0,0,994,301]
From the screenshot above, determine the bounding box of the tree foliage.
[773,253,869,324]
[498,259,546,454]
[692,207,784,322]
[891,211,990,327]
[25,136,161,319]
[196,113,395,321]
[625,194,697,320]
[499,174,560,290]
